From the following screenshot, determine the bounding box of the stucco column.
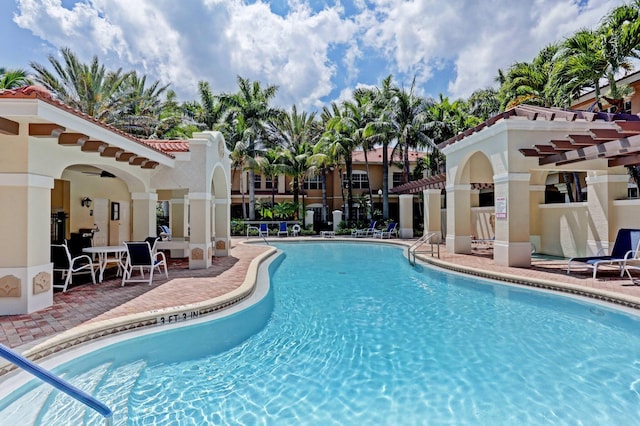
[214,197,230,256]
[470,189,480,207]
[131,192,158,241]
[446,184,472,254]
[493,173,531,267]
[398,194,414,238]
[529,185,545,254]
[170,197,186,239]
[0,173,54,314]
[188,192,212,269]
[423,189,442,242]
[585,172,629,255]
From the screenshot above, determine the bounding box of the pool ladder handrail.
[408,232,440,266]
[246,226,270,245]
[0,343,113,425]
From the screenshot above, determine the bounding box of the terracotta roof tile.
[0,86,177,158]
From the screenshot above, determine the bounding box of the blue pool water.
[1,242,640,425]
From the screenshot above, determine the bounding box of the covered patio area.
[0,86,231,315]
[396,105,640,269]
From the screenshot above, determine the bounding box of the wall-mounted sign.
[495,196,507,219]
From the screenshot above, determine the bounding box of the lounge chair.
[51,243,96,292]
[567,228,640,278]
[158,225,172,241]
[352,220,377,238]
[622,238,640,284]
[374,222,398,239]
[121,241,168,286]
[278,221,289,237]
[246,223,269,238]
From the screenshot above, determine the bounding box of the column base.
[493,241,531,267]
[188,243,213,269]
[0,264,53,315]
[446,235,472,254]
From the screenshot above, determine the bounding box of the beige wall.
[58,170,131,235]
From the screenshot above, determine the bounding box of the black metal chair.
[121,241,168,286]
[51,243,95,292]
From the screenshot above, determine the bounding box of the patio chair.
[567,228,640,278]
[278,221,289,237]
[259,223,269,238]
[374,222,397,239]
[121,241,168,286]
[51,243,96,292]
[352,220,377,238]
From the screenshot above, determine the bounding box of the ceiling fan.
[81,170,116,178]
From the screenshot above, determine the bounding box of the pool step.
[88,360,147,425]
[37,363,112,425]
[1,360,147,425]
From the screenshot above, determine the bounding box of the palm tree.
[30,47,133,120]
[0,68,32,89]
[308,138,336,224]
[322,102,360,224]
[345,88,377,219]
[229,140,249,219]
[499,43,560,109]
[266,105,320,222]
[363,75,397,219]
[388,78,431,185]
[220,76,282,220]
[108,71,171,138]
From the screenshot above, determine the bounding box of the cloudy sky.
[2,0,628,110]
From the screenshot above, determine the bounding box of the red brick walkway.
[0,242,269,349]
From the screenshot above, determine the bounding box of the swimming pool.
[1,241,640,424]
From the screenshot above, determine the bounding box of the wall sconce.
[81,197,93,208]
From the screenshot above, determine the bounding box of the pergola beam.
[29,123,65,137]
[0,117,19,135]
[58,133,89,146]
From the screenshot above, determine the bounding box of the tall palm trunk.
[321,169,328,223]
[382,144,389,219]
[248,170,256,220]
[345,156,354,224]
[363,150,374,220]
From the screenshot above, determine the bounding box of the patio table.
[83,245,127,282]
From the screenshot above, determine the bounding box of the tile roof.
[352,147,426,164]
[0,86,181,158]
[438,104,640,167]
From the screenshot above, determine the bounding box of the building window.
[344,171,369,189]
[393,173,403,187]
[254,174,262,189]
[629,187,639,199]
[265,176,278,189]
[304,175,322,190]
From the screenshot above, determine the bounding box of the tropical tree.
[322,102,360,224]
[308,138,336,223]
[363,75,398,219]
[30,47,133,120]
[498,43,560,109]
[387,78,432,185]
[108,71,171,138]
[267,105,320,222]
[220,76,282,220]
[345,88,377,219]
[0,68,32,89]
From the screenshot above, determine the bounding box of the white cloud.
[10,0,630,109]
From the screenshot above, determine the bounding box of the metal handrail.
[0,343,113,425]
[246,226,270,245]
[408,232,440,265]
